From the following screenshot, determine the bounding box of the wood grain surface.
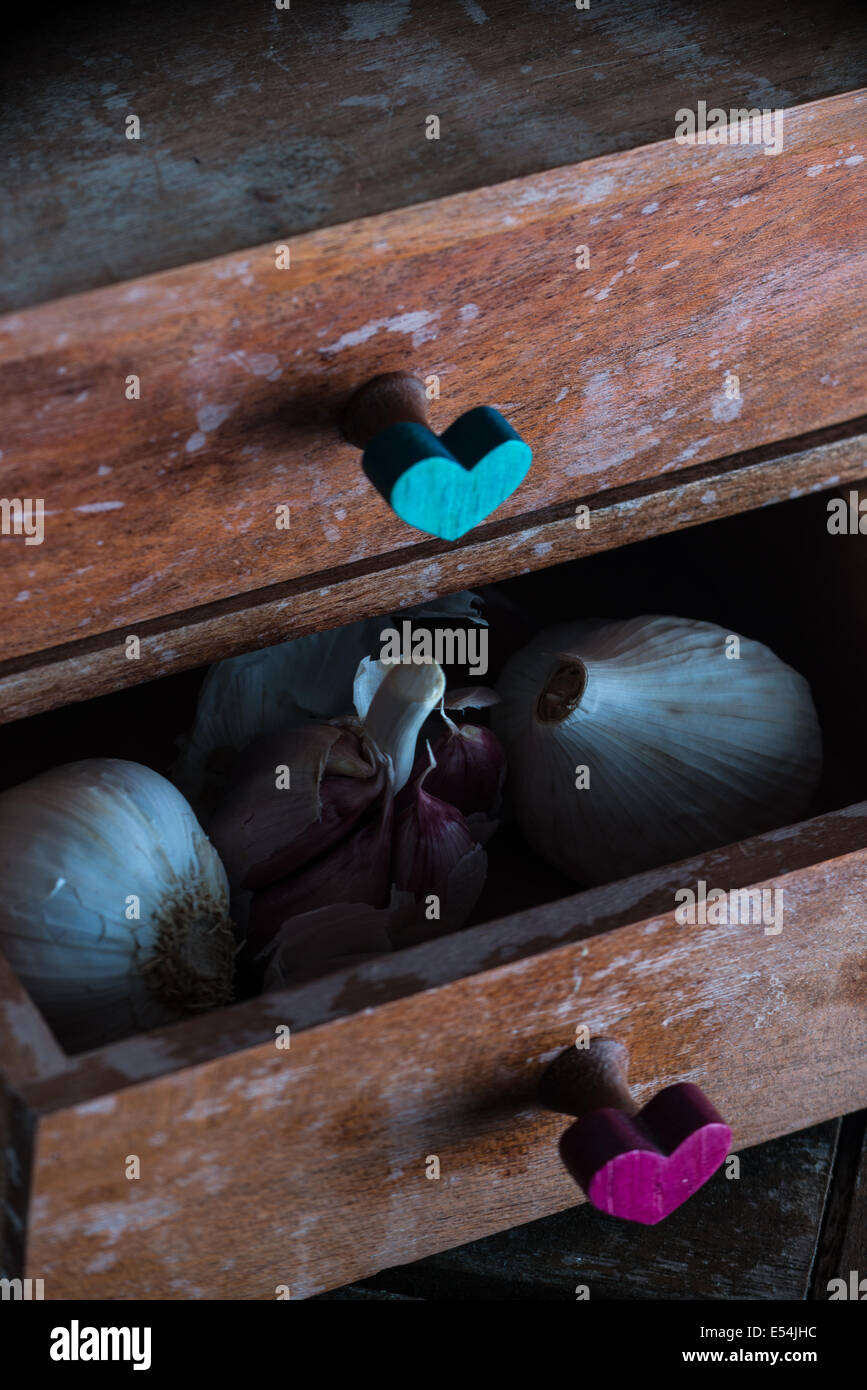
[17,831,867,1298]
[2,0,866,312]
[1,93,865,685]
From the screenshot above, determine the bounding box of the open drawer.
[1,487,866,1298]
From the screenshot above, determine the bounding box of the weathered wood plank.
[1,412,864,726]
[836,1120,867,1286]
[2,0,865,311]
[351,1122,839,1300]
[19,843,867,1298]
[0,1079,35,1284]
[810,1110,867,1298]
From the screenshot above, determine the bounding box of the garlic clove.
[411,719,506,816]
[390,842,488,950]
[0,759,234,1053]
[205,723,385,892]
[261,890,416,990]
[493,615,823,886]
[324,729,380,778]
[391,770,487,941]
[247,774,394,958]
[355,657,446,792]
[443,686,501,710]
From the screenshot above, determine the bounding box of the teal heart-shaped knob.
[341,372,532,542]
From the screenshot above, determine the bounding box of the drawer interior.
[1,482,864,1048]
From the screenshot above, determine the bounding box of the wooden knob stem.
[539,1038,638,1117]
[340,371,430,448]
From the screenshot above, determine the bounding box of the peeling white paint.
[321,310,440,355]
[673,436,713,464]
[711,391,744,422]
[197,403,234,433]
[76,1096,118,1116]
[580,174,615,205]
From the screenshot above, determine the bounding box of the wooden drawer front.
[16,808,867,1299]
[2,419,867,728]
[1,92,865,682]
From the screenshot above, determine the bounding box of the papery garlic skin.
[0,760,234,1053]
[493,616,823,886]
[262,889,417,990]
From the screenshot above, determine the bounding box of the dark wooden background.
[2,0,866,311]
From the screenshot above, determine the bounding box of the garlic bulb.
[204,656,447,962]
[0,760,234,1053]
[492,615,822,886]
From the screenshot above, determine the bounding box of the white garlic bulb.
[492,616,822,886]
[0,760,234,1053]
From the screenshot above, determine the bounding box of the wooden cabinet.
[1,0,865,1299]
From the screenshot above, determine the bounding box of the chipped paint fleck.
[320,310,440,355]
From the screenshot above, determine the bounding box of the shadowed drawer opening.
[0,481,863,1052]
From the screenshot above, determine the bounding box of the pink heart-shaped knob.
[560,1082,732,1224]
